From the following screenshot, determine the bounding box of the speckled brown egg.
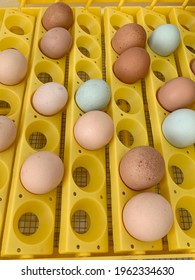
[42,2,73,31]
[40,27,72,59]
[157,77,195,112]
[119,146,165,191]
[113,47,150,84]
[111,23,147,54]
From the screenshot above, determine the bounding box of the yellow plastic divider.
[59,7,109,256]
[0,8,35,240]
[1,7,66,257]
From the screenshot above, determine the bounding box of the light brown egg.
[0,49,28,85]
[74,110,114,150]
[42,2,73,31]
[113,47,150,84]
[123,192,174,242]
[119,146,165,191]
[40,27,72,59]
[20,151,64,194]
[111,23,147,54]
[0,116,17,152]
[157,77,195,112]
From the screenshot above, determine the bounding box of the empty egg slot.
[144,12,165,31]
[110,13,133,31]
[4,13,33,35]
[151,59,178,82]
[177,13,195,32]
[168,153,195,190]
[0,36,29,57]
[0,161,8,190]
[0,88,20,118]
[77,13,100,36]
[34,61,64,84]
[76,35,101,60]
[76,60,102,82]
[183,34,195,55]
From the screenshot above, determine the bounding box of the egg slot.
[0,8,35,243]
[59,7,109,256]
[1,7,66,257]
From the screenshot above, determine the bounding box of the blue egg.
[148,24,180,56]
[75,79,111,112]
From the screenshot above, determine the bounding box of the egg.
[123,192,174,242]
[20,151,64,194]
[190,59,195,75]
[32,82,68,116]
[0,116,17,152]
[119,146,165,191]
[157,77,195,112]
[113,47,150,84]
[162,108,195,148]
[40,27,72,59]
[148,24,180,56]
[111,23,147,54]
[42,2,73,31]
[74,110,114,150]
[0,49,28,85]
[75,79,111,112]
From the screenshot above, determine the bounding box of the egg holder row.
[0,8,35,240]
[138,6,195,251]
[104,5,195,255]
[58,7,110,255]
[1,7,67,257]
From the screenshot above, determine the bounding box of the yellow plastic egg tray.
[0,0,195,259]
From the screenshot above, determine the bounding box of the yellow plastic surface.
[0,1,195,259]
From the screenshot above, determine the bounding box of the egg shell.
[40,27,72,59]
[42,2,73,31]
[75,79,111,112]
[123,192,174,242]
[113,47,150,84]
[20,151,64,194]
[0,116,17,152]
[148,24,180,56]
[119,146,165,191]
[157,77,195,112]
[32,82,68,116]
[162,108,195,148]
[111,23,147,54]
[0,49,28,85]
[74,110,114,150]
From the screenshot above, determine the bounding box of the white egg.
[162,108,195,148]
[0,115,17,152]
[32,82,68,116]
[148,24,180,56]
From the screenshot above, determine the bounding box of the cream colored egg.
[0,49,28,85]
[0,116,17,152]
[20,151,64,194]
[74,110,114,150]
[32,82,68,116]
[123,192,174,242]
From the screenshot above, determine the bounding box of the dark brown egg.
[119,146,165,191]
[42,2,73,31]
[113,47,150,84]
[111,23,147,54]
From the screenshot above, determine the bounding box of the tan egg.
[40,27,72,59]
[20,151,64,194]
[113,47,150,84]
[190,59,195,74]
[42,2,73,31]
[0,49,28,85]
[74,110,114,150]
[119,146,165,191]
[111,23,147,54]
[32,82,68,116]
[0,116,17,152]
[123,192,174,242]
[157,77,195,112]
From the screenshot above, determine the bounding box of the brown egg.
[157,77,195,112]
[113,47,150,84]
[190,58,195,75]
[111,23,147,54]
[42,2,73,31]
[0,116,17,152]
[40,27,72,59]
[0,49,28,85]
[119,146,165,191]
[123,192,174,242]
